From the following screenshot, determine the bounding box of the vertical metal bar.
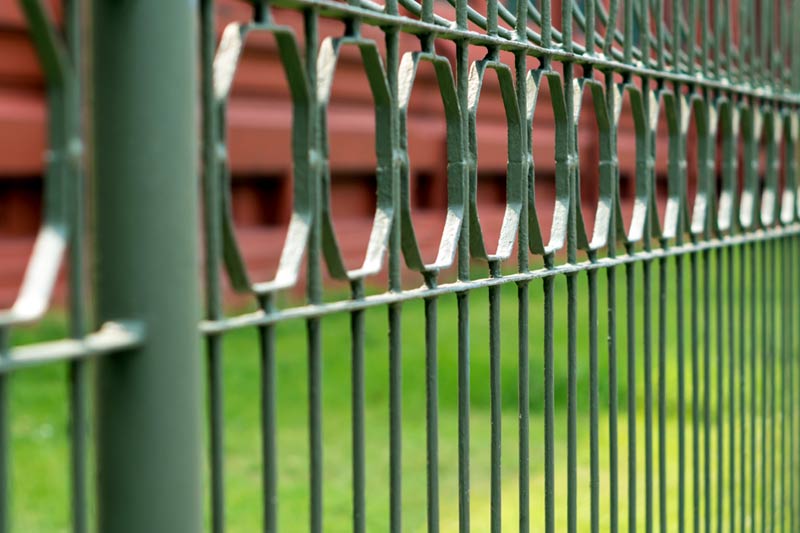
[727,244,736,533]
[584,0,595,55]
[457,291,470,533]
[486,0,497,36]
[786,229,800,531]
[606,68,619,533]
[589,266,600,533]
[639,0,650,68]
[303,8,323,532]
[721,89,739,520]
[676,251,686,533]
[68,358,88,533]
[690,250,700,533]
[658,254,668,533]
[794,0,800,93]
[702,247,711,533]
[769,238,777,531]
[780,0,790,90]
[307,315,323,533]
[65,0,88,529]
[750,240,757,533]
[568,270,578,533]
[563,0,578,526]
[749,0,757,76]
[0,329,8,533]
[644,254,653,533]
[713,0,723,79]
[788,240,794,530]
[671,0,682,72]
[761,239,768,532]
[687,0,698,76]
[700,0,709,75]
[518,279,530,533]
[425,294,439,533]
[749,0,758,84]
[740,0,750,83]
[656,0,665,70]
[622,0,633,63]
[791,230,797,531]
[790,230,796,530]
[200,0,226,529]
[641,73,654,529]
[384,0,403,524]
[731,0,739,83]
[792,234,798,533]
[788,235,800,531]
[714,245,724,533]
[205,149,227,533]
[762,0,772,85]
[544,275,555,533]
[541,0,552,49]
[489,262,502,533]
[92,0,202,529]
[773,239,780,532]
[640,9,654,518]
[608,260,619,533]
[780,236,787,533]
[258,300,277,533]
[350,283,366,533]
[724,0,733,82]
[602,0,619,58]
[455,0,470,528]
[514,0,530,521]
[389,301,402,533]
[740,243,748,533]
[625,259,637,533]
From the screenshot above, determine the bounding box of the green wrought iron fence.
[3,0,800,531]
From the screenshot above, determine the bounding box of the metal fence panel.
[0,0,799,532]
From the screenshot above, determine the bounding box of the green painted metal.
[2,0,800,532]
[197,2,800,532]
[92,1,202,533]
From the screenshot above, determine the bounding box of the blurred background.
[0,0,694,304]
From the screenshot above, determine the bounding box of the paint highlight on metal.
[3,0,800,532]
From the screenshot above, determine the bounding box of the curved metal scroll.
[659,90,691,242]
[716,97,739,235]
[1,0,74,326]
[316,36,393,282]
[467,57,524,263]
[575,78,616,252]
[614,83,654,245]
[527,68,570,256]
[397,51,466,274]
[213,22,312,294]
[689,95,719,240]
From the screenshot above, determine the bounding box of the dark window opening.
[330,172,377,219]
[230,175,289,227]
[0,178,42,237]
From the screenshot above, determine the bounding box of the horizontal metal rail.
[272,0,800,105]
[204,224,800,333]
[0,322,144,374]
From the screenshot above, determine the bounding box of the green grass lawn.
[7,254,796,531]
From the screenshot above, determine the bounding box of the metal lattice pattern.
[1,0,799,532]
[1,2,145,533]
[200,0,800,531]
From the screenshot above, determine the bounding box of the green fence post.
[92,0,202,531]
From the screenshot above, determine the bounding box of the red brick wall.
[0,0,679,304]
